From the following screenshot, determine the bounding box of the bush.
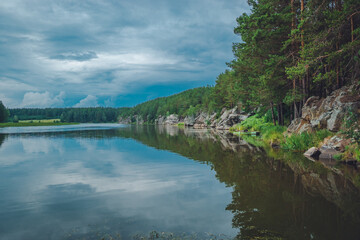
[232,115,273,132]
[261,125,287,144]
[230,115,286,144]
[342,107,360,143]
[343,143,360,161]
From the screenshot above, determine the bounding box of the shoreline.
[0,122,80,128]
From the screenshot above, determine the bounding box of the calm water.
[0,124,359,240]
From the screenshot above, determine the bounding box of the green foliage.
[261,125,287,144]
[342,107,360,143]
[119,87,218,123]
[343,143,360,161]
[235,115,273,132]
[13,115,19,123]
[231,115,287,145]
[281,130,333,151]
[0,101,9,123]
[233,114,333,151]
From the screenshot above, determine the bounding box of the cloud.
[74,95,98,107]
[20,91,65,108]
[50,51,98,62]
[0,0,250,107]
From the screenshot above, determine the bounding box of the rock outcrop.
[288,84,360,134]
[215,107,249,130]
[152,106,250,129]
[118,116,132,124]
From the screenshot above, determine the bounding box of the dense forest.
[1,0,359,125]
[216,0,360,125]
[117,87,217,122]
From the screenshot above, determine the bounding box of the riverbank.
[0,122,79,127]
[120,84,360,165]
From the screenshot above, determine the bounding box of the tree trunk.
[270,102,276,126]
[301,0,304,49]
[301,0,305,105]
[279,103,284,126]
[277,104,281,126]
[351,16,354,42]
[291,0,297,120]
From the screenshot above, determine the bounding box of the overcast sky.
[0,0,250,108]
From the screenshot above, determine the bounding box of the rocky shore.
[287,84,360,164]
[119,84,359,164]
[119,106,251,130]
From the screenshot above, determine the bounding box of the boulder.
[304,147,321,160]
[319,147,340,160]
[164,114,179,125]
[184,115,195,126]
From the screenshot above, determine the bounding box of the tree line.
[1,87,216,124]
[0,101,9,123]
[8,107,128,123]
[118,86,218,123]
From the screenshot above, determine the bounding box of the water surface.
[0,124,359,240]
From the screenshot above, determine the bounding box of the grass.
[230,115,286,144]
[231,115,334,151]
[177,122,185,127]
[281,130,333,151]
[230,115,273,132]
[18,118,61,123]
[333,143,360,162]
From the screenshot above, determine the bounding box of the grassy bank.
[18,118,61,123]
[230,115,334,151]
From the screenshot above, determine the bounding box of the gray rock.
[164,114,179,125]
[184,115,195,126]
[319,147,340,160]
[304,147,321,160]
[287,84,360,134]
[327,109,345,132]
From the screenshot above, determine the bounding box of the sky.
[0,0,250,108]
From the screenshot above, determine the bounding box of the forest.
[1,0,359,125]
[215,0,360,125]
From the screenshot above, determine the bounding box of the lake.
[0,124,359,240]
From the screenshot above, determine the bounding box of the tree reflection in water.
[116,125,360,240]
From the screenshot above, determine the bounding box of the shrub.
[261,125,287,144]
[343,143,360,161]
